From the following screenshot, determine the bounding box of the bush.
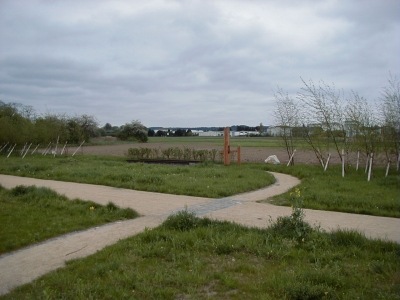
[162,210,198,231]
[270,188,313,241]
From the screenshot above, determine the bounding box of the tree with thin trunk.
[378,74,400,165]
[297,78,348,162]
[273,87,299,165]
[346,91,379,161]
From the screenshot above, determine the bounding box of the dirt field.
[78,139,370,166]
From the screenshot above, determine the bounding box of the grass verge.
[0,185,139,254]
[1,211,399,299]
[260,163,399,218]
[0,155,275,198]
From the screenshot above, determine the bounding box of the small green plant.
[172,147,183,159]
[162,209,198,231]
[183,147,192,160]
[270,188,312,241]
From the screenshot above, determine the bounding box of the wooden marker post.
[223,127,241,166]
[385,159,390,177]
[224,127,230,166]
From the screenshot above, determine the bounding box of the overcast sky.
[1,0,399,128]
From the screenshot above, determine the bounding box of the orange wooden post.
[224,127,230,166]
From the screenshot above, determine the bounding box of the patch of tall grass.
[0,185,139,254]
[2,212,398,299]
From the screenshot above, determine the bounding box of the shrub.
[270,188,313,241]
[162,209,198,231]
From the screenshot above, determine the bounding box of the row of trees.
[0,102,100,146]
[0,102,149,147]
[274,74,400,166]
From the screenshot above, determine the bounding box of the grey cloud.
[0,0,398,127]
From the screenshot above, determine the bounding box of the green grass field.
[0,154,398,217]
[1,150,399,299]
[0,155,275,198]
[1,211,398,299]
[0,185,139,255]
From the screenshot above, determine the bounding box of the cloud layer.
[1,0,399,127]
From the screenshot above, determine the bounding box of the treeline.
[0,101,100,146]
[274,74,400,167]
[0,101,152,148]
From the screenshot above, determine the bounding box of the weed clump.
[270,188,313,241]
[162,209,198,231]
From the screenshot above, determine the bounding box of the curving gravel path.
[0,173,399,295]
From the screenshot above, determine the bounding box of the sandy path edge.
[0,173,399,295]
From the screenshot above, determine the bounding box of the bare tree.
[346,91,380,160]
[378,74,400,164]
[297,78,348,162]
[273,87,299,165]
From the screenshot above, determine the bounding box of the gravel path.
[0,173,399,295]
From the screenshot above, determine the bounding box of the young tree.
[118,120,148,142]
[346,91,379,159]
[71,114,99,141]
[297,79,348,162]
[378,74,400,164]
[273,87,299,164]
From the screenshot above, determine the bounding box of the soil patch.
[77,142,376,165]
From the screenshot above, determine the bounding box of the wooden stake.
[43,142,51,155]
[0,142,9,153]
[356,150,360,171]
[54,136,60,157]
[22,143,32,159]
[324,153,331,171]
[287,149,296,166]
[385,159,390,177]
[367,153,373,182]
[223,127,230,166]
[7,144,16,158]
[365,153,369,173]
[342,149,345,177]
[31,144,40,154]
[316,148,324,168]
[20,142,27,155]
[60,141,68,155]
[72,140,85,156]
